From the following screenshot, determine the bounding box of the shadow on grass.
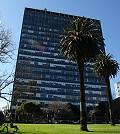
[88,128,120,134]
[15,131,49,134]
[88,130,95,132]
[94,131,120,134]
[86,129,120,134]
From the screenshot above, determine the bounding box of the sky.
[0,0,120,109]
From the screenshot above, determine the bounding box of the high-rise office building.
[11,7,107,112]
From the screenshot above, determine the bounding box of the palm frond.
[60,17,105,62]
[93,53,119,78]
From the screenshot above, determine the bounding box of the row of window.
[14,92,106,104]
[22,26,63,34]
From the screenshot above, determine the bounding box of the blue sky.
[0,0,120,108]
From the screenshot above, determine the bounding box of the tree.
[0,20,15,101]
[0,21,15,63]
[67,103,80,121]
[0,110,5,126]
[0,70,14,101]
[46,101,71,123]
[92,101,109,123]
[113,98,120,122]
[60,17,104,131]
[16,101,41,122]
[96,101,108,116]
[93,53,119,125]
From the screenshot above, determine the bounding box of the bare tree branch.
[0,22,15,63]
[0,19,16,102]
[0,96,11,102]
[0,68,14,101]
[0,68,14,91]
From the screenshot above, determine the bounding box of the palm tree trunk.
[105,76,115,125]
[77,59,88,131]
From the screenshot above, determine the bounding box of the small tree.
[46,101,71,123]
[16,101,41,123]
[67,103,80,121]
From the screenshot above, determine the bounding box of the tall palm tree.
[93,53,119,125]
[60,17,104,131]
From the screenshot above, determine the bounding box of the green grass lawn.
[1,123,120,134]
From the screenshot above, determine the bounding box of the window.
[28,30,34,33]
[36,93,41,97]
[39,31,45,34]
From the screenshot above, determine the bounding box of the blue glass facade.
[11,8,107,110]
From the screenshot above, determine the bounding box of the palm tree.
[93,53,119,125]
[60,17,104,131]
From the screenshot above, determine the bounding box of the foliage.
[0,110,5,126]
[67,103,80,120]
[17,101,41,114]
[47,101,70,113]
[93,53,119,78]
[60,17,104,63]
[95,101,108,116]
[46,101,72,122]
[113,98,120,121]
[16,101,42,123]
